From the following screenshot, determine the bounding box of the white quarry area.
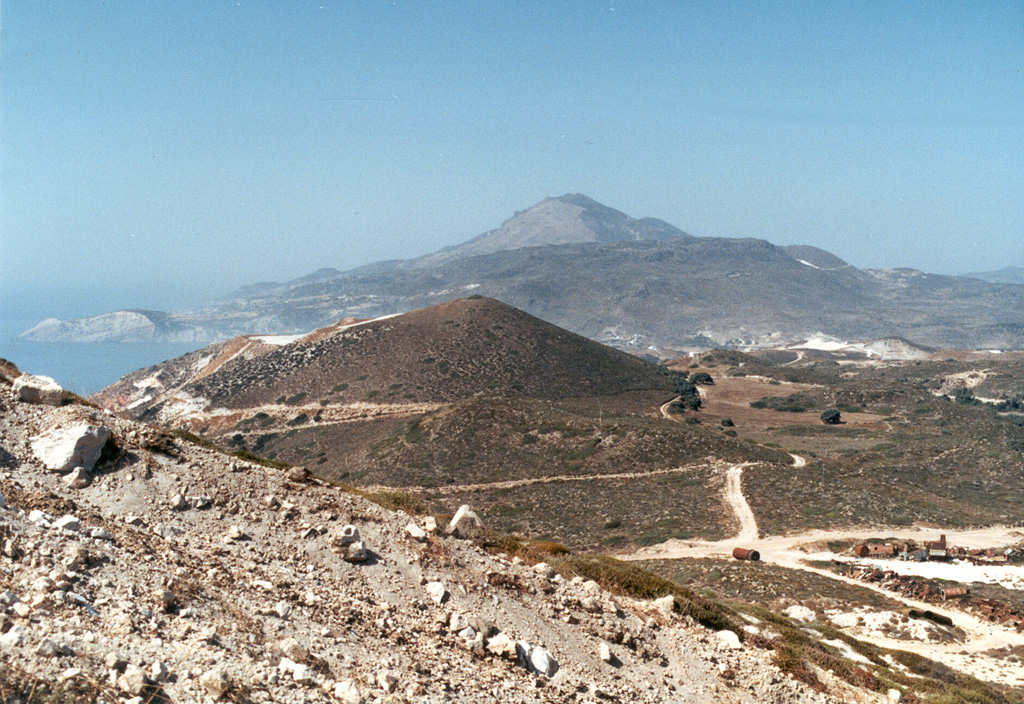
[837,556,1024,592]
[250,334,306,346]
[790,334,930,361]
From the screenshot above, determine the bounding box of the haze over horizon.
[2,1,1022,325]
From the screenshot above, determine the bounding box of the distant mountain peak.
[408,194,689,268]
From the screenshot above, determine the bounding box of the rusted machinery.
[732,547,760,561]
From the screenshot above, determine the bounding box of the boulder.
[12,374,64,406]
[31,423,111,473]
[447,504,483,538]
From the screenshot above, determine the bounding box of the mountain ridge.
[18,193,1024,352]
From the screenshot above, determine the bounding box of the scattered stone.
[486,632,517,658]
[516,641,558,677]
[52,515,81,532]
[888,689,903,703]
[716,630,743,650]
[35,639,59,658]
[425,581,448,604]
[31,423,111,473]
[150,660,169,682]
[12,374,64,406]
[199,667,231,698]
[784,604,816,623]
[275,600,293,619]
[334,679,363,704]
[343,540,368,563]
[62,467,91,488]
[279,636,307,662]
[90,527,112,540]
[599,641,616,664]
[116,664,149,696]
[286,465,311,483]
[192,494,213,510]
[405,522,427,542]
[170,493,188,511]
[154,588,176,611]
[653,595,675,617]
[423,515,438,533]
[533,562,555,579]
[376,669,397,693]
[335,524,361,547]
[223,525,247,542]
[447,504,483,538]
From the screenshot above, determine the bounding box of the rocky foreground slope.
[0,370,885,703]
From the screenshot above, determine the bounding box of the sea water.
[0,338,202,397]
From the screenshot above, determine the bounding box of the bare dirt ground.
[625,468,1024,686]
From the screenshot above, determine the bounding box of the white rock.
[888,689,902,703]
[28,509,53,526]
[334,679,363,704]
[599,641,614,664]
[447,504,483,538]
[425,581,448,604]
[116,664,148,695]
[405,522,427,542]
[376,669,397,693]
[169,494,188,511]
[336,524,361,547]
[533,562,555,578]
[31,423,111,473]
[653,595,675,617]
[279,637,307,662]
[53,515,81,532]
[716,630,743,650]
[783,604,817,623]
[199,668,230,698]
[275,600,293,619]
[90,527,112,540]
[344,540,367,563]
[12,374,64,406]
[150,660,169,682]
[449,613,470,632]
[0,625,25,648]
[516,641,558,677]
[485,632,517,657]
[422,515,438,533]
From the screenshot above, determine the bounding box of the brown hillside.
[185,297,676,409]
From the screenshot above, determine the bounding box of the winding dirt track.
[634,399,1024,686]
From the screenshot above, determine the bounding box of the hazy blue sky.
[2,1,1022,322]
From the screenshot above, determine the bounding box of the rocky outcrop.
[0,381,883,703]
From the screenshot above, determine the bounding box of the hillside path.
[365,461,712,496]
[724,462,758,542]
